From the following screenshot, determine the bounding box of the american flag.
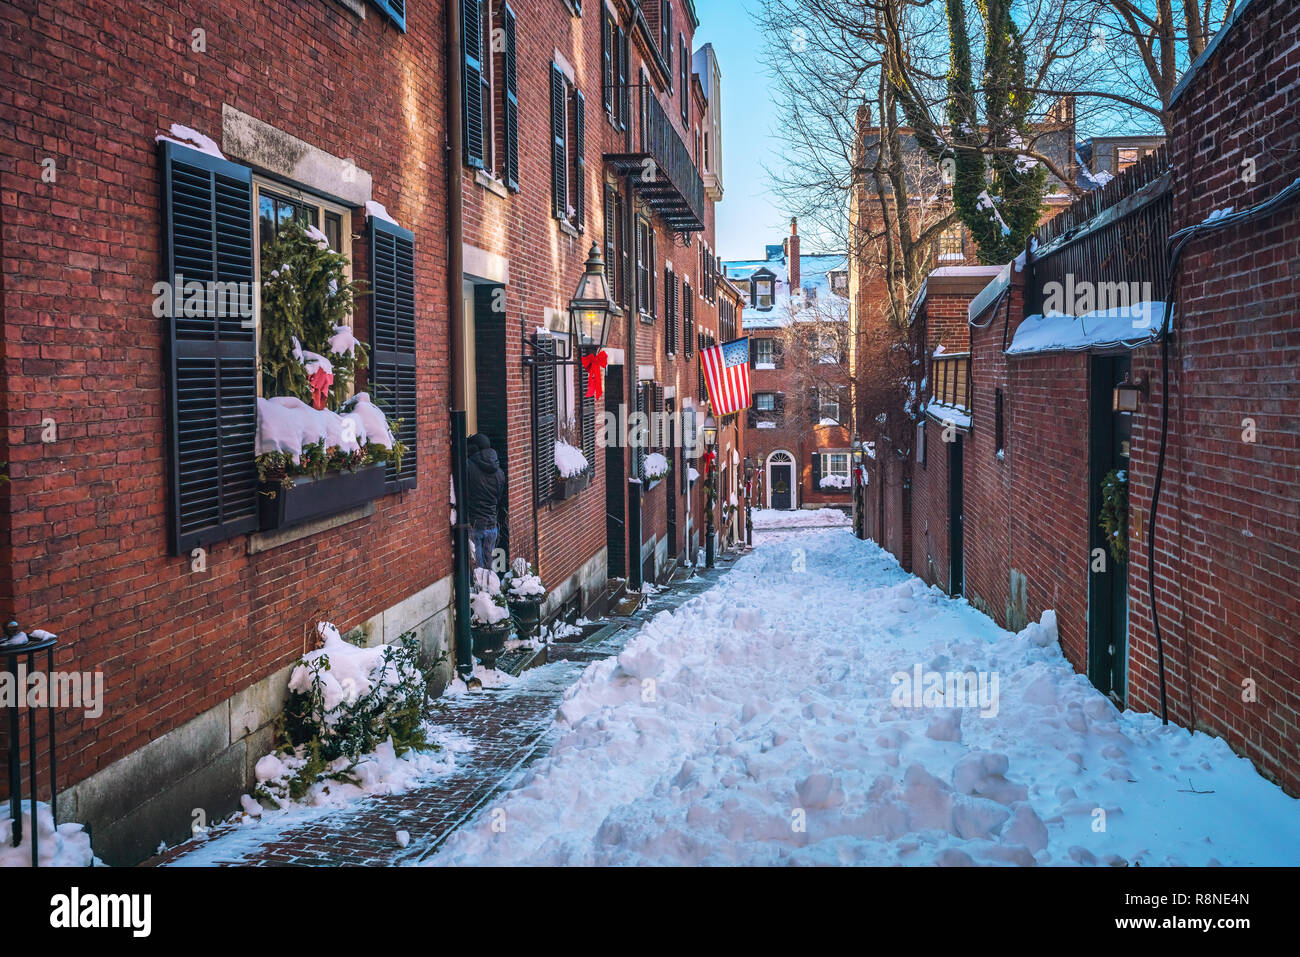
[700,336,752,416]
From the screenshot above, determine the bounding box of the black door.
[665,401,677,561]
[1088,355,1130,706]
[605,365,626,579]
[473,283,509,559]
[771,464,792,509]
[948,437,964,595]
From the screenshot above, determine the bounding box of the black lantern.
[568,243,615,348]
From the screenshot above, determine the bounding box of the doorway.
[767,450,795,509]
[948,437,964,596]
[471,281,508,558]
[665,400,678,561]
[604,364,626,579]
[1088,354,1131,706]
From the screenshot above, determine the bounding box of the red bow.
[582,349,608,399]
[702,450,717,476]
[308,366,334,410]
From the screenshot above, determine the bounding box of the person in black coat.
[465,433,506,570]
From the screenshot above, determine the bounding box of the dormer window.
[754,278,773,310]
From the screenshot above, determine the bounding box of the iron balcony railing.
[606,92,705,233]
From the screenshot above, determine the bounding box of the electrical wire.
[1147,175,1300,725]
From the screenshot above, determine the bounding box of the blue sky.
[694,0,789,262]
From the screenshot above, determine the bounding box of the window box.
[553,469,593,502]
[258,464,387,532]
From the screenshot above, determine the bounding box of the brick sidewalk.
[151,555,743,866]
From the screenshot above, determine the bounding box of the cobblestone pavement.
[151,552,745,866]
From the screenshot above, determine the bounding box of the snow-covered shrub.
[504,557,546,602]
[470,567,510,627]
[554,439,589,478]
[270,622,430,802]
[642,451,670,480]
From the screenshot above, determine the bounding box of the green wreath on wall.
[1098,468,1129,565]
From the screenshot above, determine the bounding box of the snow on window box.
[755,362,776,370]
[554,440,589,479]
[819,473,850,489]
[925,400,972,431]
[642,452,670,480]
[757,421,776,429]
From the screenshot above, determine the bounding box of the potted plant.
[553,438,591,501]
[641,451,670,490]
[504,557,547,640]
[469,568,512,669]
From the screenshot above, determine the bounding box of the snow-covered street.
[427,521,1300,866]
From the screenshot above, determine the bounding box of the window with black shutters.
[616,25,629,129]
[683,282,694,356]
[369,217,418,492]
[603,183,618,304]
[160,141,260,555]
[532,335,557,503]
[633,381,648,479]
[550,63,568,221]
[601,12,614,116]
[660,1,672,68]
[648,229,657,318]
[463,0,487,170]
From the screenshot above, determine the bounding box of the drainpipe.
[447,0,472,680]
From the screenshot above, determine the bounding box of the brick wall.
[1127,0,1300,792]
[0,0,449,796]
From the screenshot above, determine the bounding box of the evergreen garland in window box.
[1098,467,1128,565]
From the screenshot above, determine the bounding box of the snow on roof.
[723,250,849,328]
[928,265,1004,279]
[1007,303,1167,356]
[925,400,972,430]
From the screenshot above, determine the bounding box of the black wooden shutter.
[648,230,657,317]
[812,453,822,488]
[573,88,586,231]
[160,141,258,555]
[603,183,617,301]
[370,216,418,491]
[774,337,785,368]
[680,34,689,123]
[579,349,597,476]
[550,64,567,219]
[749,339,758,365]
[774,392,786,423]
[617,27,629,129]
[665,269,677,354]
[532,336,557,503]
[504,5,520,191]
[463,0,485,169]
[654,384,665,455]
[685,286,694,356]
[601,13,613,114]
[808,387,819,425]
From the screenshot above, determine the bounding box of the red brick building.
[1,0,732,863]
[725,219,851,512]
[2,0,450,863]
[865,0,1300,794]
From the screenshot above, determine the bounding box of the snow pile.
[256,393,394,463]
[291,334,333,377]
[688,467,700,482]
[155,122,225,159]
[253,736,455,810]
[365,200,401,226]
[643,452,669,479]
[554,440,589,478]
[751,507,851,529]
[425,526,1300,867]
[328,324,362,356]
[1008,303,1166,356]
[507,574,545,600]
[287,623,417,722]
[470,567,509,627]
[1,802,99,867]
[925,400,972,431]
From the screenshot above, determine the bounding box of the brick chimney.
[787,217,800,293]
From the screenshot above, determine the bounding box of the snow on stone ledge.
[256,393,395,463]
[1007,303,1166,357]
[554,439,589,478]
[2,801,99,866]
